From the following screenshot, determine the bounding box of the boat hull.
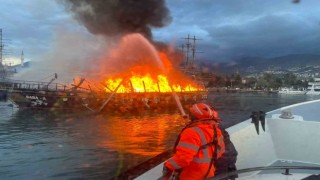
[8,89,208,115]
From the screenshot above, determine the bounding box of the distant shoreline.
[207,87,277,94]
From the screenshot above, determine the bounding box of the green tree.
[283,73,297,87]
[256,73,282,90]
[216,75,226,87]
[231,73,242,87]
[207,74,226,87]
[244,77,257,89]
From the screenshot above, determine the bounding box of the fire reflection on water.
[94,114,187,157]
[2,109,188,178]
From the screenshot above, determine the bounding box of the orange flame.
[104,52,203,93]
[105,73,201,93]
[99,33,204,93]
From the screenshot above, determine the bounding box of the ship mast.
[0,29,11,67]
[0,29,14,78]
[183,34,191,68]
[182,34,202,74]
[191,35,203,68]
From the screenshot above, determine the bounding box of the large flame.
[101,34,204,93]
[105,74,201,93]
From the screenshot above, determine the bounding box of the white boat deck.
[226,99,320,179]
[136,99,320,179]
[267,99,320,122]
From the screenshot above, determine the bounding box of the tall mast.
[0,29,10,66]
[182,34,202,73]
[184,34,191,68]
[191,35,202,67]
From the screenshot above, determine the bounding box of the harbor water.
[0,92,319,179]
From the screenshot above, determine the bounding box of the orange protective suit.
[164,121,225,180]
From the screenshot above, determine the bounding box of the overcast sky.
[1,0,320,65]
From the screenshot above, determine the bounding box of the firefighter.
[163,103,226,180]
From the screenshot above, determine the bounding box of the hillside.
[200,54,320,75]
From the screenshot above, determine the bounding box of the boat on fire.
[2,76,208,115]
[118,99,320,179]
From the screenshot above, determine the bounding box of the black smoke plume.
[62,0,172,39]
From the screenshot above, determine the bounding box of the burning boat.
[3,0,208,115]
[5,34,208,115]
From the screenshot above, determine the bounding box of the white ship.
[277,87,306,95]
[306,78,320,95]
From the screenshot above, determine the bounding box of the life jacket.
[165,120,225,180]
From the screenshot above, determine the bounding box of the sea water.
[0,92,319,179]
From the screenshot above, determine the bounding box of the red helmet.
[189,103,219,121]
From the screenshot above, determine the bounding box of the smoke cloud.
[61,0,172,39]
[13,28,110,83]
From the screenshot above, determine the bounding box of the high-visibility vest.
[165,123,225,180]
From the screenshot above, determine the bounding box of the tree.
[244,77,257,89]
[216,75,226,87]
[283,73,297,87]
[206,74,226,87]
[231,73,242,87]
[256,73,282,90]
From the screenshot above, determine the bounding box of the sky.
[0,0,320,78]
